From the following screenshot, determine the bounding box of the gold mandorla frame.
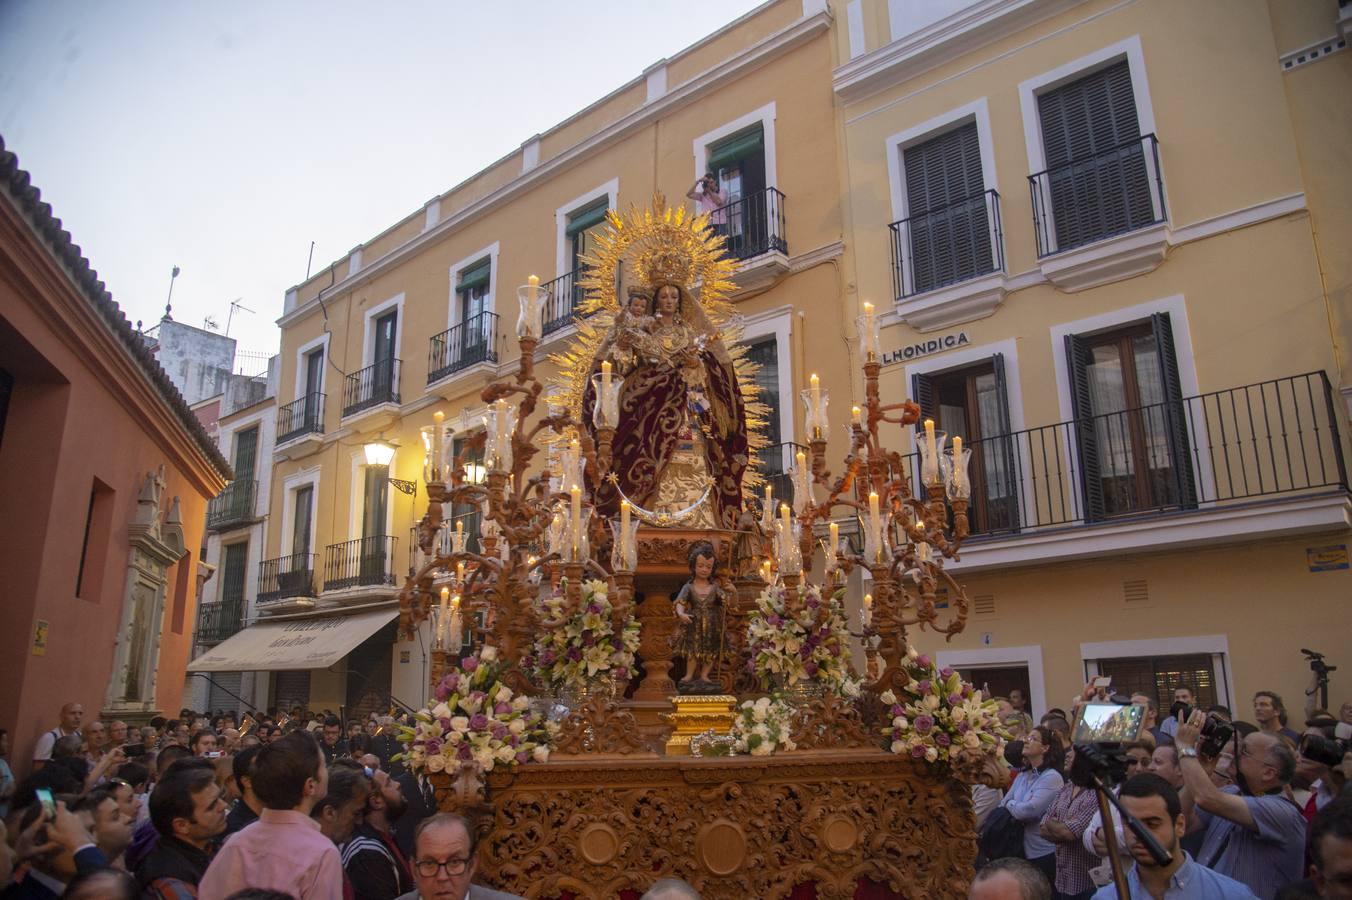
[550,193,769,490]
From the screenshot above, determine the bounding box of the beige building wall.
[836,0,1351,719]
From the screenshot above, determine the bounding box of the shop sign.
[1307,544,1349,572]
[880,331,970,367]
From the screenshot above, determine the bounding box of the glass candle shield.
[800,386,830,441]
[610,516,639,571]
[516,283,544,340]
[591,372,621,429]
[942,446,973,500]
[856,312,881,363]
[916,427,948,487]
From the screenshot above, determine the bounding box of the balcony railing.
[759,441,808,514]
[343,358,401,417]
[541,270,586,337]
[195,600,246,645]
[206,480,258,531]
[323,535,399,592]
[277,392,325,444]
[1029,133,1166,257]
[890,190,1005,300]
[258,553,317,604]
[710,187,788,262]
[905,372,1347,537]
[428,313,498,385]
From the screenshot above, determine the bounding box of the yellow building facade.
[209,0,1350,722]
[831,0,1351,720]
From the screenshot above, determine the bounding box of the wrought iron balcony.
[206,480,258,531]
[323,535,399,592]
[890,190,1005,299]
[540,270,586,337]
[904,372,1346,537]
[710,187,788,262]
[195,600,245,646]
[427,312,498,385]
[343,358,401,417]
[258,553,317,604]
[1029,133,1166,257]
[277,392,325,444]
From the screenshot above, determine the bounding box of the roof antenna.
[164,265,180,320]
[226,298,255,337]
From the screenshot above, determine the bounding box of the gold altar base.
[663,694,737,756]
[433,750,976,900]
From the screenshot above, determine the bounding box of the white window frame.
[1081,634,1232,711]
[293,333,330,402]
[447,242,501,331]
[554,178,619,280]
[884,98,1000,298]
[361,293,405,369]
[279,466,322,559]
[1017,35,1165,254]
[1048,293,1216,516]
[935,644,1047,721]
[692,101,779,190]
[737,305,795,474]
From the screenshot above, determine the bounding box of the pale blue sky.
[0,1,766,357]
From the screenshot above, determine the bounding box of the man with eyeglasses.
[396,813,522,900]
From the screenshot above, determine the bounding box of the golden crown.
[638,247,694,290]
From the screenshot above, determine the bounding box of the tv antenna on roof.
[225,298,255,337]
[203,316,219,331]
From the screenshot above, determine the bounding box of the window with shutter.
[910,358,1018,535]
[1037,60,1154,251]
[901,123,993,294]
[1065,317,1196,521]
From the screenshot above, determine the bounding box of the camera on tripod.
[1068,700,1146,788]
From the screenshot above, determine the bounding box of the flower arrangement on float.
[882,647,1007,765]
[731,695,798,756]
[524,578,640,692]
[396,646,553,776]
[745,583,859,697]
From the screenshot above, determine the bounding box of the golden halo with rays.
[549,193,769,491]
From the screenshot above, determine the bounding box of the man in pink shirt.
[198,731,344,900]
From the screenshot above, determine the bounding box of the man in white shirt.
[32,702,84,772]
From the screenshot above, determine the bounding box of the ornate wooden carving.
[551,695,656,758]
[438,750,976,899]
[790,692,877,751]
[634,592,677,701]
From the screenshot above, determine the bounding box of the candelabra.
[398,278,639,696]
[775,301,973,696]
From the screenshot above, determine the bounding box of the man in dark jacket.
[134,759,225,898]
[342,769,414,900]
[223,746,263,835]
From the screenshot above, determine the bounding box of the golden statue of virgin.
[554,195,769,529]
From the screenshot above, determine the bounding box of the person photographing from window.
[686,174,727,239]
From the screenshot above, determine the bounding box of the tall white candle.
[431,411,445,481]
[780,502,792,533]
[601,359,612,395]
[438,586,450,645]
[527,274,539,303]
[449,593,462,651]
[809,374,822,436]
[828,521,839,561]
[863,592,873,628]
[620,499,632,565]
[868,491,882,561]
[851,406,861,428]
[924,418,937,460]
[570,484,582,557]
[952,436,963,489]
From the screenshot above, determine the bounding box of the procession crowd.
[0,685,1348,900]
[969,687,1352,900]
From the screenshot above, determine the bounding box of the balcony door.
[1037,59,1152,250]
[1065,313,1196,521]
[372,310,397,399]
[457,261,491,363]
[902,122,992,294]
[708,124,766,257]
[450,435,484,554]
[214,541,248,640]
[360,466,389,582]
[286,484,314,591]
[230,427,259,518]
[912,356,1019,534]
[303,347,324,429]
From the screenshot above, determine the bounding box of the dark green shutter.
[989,353,1021,533]
[363,466,388,539]
[708,125,764,173]
[565,200,609,237]
[292,486,313,558]
[910,371,938,424]
[1037,60,1151,249]
[220,542,248,634]
[1065,333,1106,522]
[1151,312,1197,509]
[902,122,991,292]
[233,427,259,481]
[458,260,491,292]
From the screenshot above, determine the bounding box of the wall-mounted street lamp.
[364,439,418,496]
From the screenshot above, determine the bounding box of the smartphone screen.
[1073,702,1145,743]
[35,787,55,820]
[1093,676,1112,689]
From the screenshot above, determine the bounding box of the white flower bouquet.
[525,578,640,693]
[881,647,1007,766]
[745,583,858,696]
[396,646,552,776]
[731,695,798,756]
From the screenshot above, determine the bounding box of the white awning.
[186,608,397,672]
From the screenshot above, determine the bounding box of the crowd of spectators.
[971,686,1352,899]
[0,702,531,900]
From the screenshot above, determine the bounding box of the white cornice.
[833,0,1088,104]
[278,10,832,330]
